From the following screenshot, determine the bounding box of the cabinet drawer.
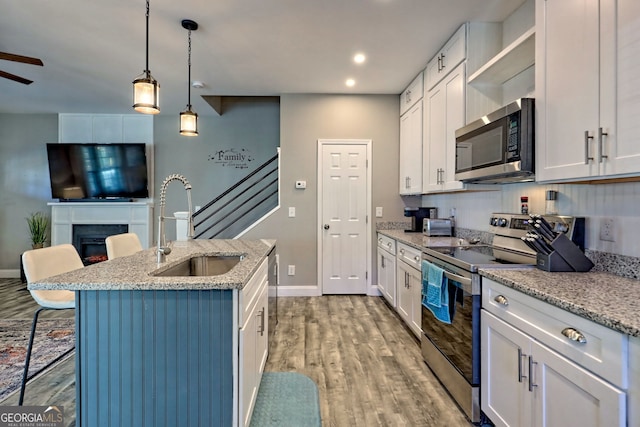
[400,72,424,115]
[396,242,421,270]
[377,234,396,255]
[482,278,628,389]
[239,258,268,326]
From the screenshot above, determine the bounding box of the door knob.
[323,224,330,230]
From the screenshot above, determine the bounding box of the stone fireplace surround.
[49,202,154,253]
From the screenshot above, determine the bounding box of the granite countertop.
[28,239,275,291]
[377,229,465,250]
[480,268,640,337]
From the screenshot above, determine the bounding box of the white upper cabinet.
[536,0,640,182]
[400,72,424,116]
[425,24,467,92]
[399,72,424,195]
[399,100,423,195]
[423,62,466,193]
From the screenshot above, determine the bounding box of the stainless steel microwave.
[455,98,534,183]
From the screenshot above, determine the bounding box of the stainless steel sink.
[151,255,243,277]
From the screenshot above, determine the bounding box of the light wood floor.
[0,279,471,426]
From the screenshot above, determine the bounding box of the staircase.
[193,149,280,239]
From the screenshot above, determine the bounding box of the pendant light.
[180,19,198,136]
[133,0,160,114]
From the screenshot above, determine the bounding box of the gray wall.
[0,114,58,271]
[243,94,406,289]
[153,99,280,241]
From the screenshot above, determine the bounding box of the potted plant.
[26,211,49,249]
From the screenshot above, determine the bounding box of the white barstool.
[20,243,82,405]
[105,232,143,259]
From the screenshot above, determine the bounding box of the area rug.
[0,318,75,401]
[250,372,321,427]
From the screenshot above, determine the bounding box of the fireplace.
[72,224,128,265]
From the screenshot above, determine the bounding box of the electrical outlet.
[288,207,296,217]
[375,207,383,217]
[287,265,295,276]
[600,217,615,242]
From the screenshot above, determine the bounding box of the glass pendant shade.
[180,109,198,136]
[133,73,160,114]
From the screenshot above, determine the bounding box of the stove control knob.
[498,218,508,227]
[490,217,497,226]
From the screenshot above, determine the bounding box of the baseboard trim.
[0,269,20,278]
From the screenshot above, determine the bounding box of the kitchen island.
[28,239,275,427]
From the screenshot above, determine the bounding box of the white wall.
[422,180,640,257]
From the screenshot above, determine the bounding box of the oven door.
[421,266,480,386]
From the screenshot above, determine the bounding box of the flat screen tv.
[46,143,149,201]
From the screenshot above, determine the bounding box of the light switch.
[375,207,383,217]
[288,207,296,217]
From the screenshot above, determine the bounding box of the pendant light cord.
[187,28,192,109]
[145,0,150,78]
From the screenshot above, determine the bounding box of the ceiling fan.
[0,51,44,85]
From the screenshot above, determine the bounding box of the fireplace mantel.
[49,202,154,249]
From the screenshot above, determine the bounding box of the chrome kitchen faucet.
[157,174,195,263]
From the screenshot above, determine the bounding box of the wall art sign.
[208,148,254,169]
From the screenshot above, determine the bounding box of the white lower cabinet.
[239,258,269,427]
[482,279,627,427]
[377,234,397,307]
[630,336,640,427]
[396,243,422,338]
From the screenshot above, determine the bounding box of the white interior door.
[318,140,370,294]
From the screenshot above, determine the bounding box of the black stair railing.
[193,150,279,239]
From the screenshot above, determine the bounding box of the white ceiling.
[0,0,525,116]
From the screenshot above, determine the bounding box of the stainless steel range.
[420,213,586,423]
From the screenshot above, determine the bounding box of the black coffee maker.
[404,207,438,233]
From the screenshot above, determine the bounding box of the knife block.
[535,233,594,272]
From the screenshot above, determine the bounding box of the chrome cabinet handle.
[406,89,412,104]
[494,295,509,306]
[561,327,587,343]
[440,53,446,71]
[387,242,392,249]
[414,255,420,263]
[517,348,527,383]
[381,256,385,269]
[528,356,538,392]
[598,127,608,163]
[399,248,405,255]
[584,131,594,164]
[257,307,265,336]
[323,224,330,230]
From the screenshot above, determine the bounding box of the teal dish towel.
[421,260,451,324]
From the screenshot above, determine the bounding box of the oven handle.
[441,270,472,287]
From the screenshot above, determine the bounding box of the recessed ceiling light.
[346,78,356,87]
[354,53,366,64]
